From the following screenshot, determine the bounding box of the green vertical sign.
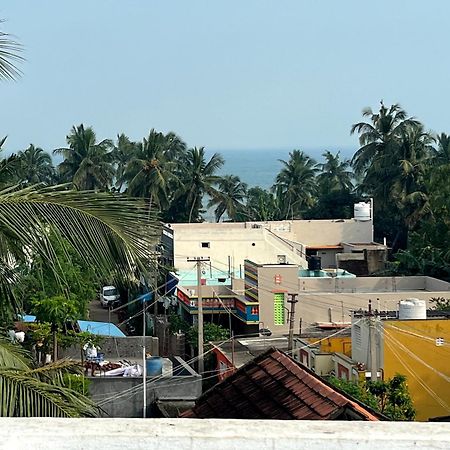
[273,293,285,325]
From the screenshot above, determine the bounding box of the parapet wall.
[2,419,449,449]
[298,276,450,293]
[60,336,159,360]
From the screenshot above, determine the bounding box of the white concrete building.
[168,214,377,276]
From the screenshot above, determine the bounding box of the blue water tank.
[146,356,163,376]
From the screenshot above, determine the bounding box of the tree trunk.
[188,195,197,223]
[52,329,58,362]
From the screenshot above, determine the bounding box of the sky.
[2,0,450,155]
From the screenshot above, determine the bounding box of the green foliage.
[17,144,55,185]
[243,187,281,221]
[186,322,229,350]
[208,175,247,222]
[32,295,79,328]
[54,124,114,190]
[351,102,432,250]
[0,21,24,81]
[177,147,224,223]
[63,373,91,396]
[384,206,450,280]
[370,374,415,421]
[329,374,416,421]
[0,338,98,417]
[430,297,450,311]
[168,313,190,334]
[273,150,318,219]
[328,376,379,411]
[15,231,98,318]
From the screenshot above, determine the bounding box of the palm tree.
[434,133,450,166]
[208,175,247,222]
[179,147,224,223]
[0,20,24,81]
[54,124,114,191]
[0,137,20,188]
[0,184,159,323]
[273,150,318,219]
[112,133,137,192]
[0,337,98,417]
[391,124,434,230]
[351,102,423,249]
[17,144,55,185]
[351,102,419,176]
[317,151,353,193]
[124,129,186,210]
[0,169,159,418]
[245,187,281,221]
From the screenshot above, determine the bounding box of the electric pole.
[287,293,298,352]
[368,300,378,382]
[142,295,147,418]
[187,257,210,375]
[153,269,158,319]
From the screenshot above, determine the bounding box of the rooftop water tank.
[398,298,426,320]
[308,255,322,271]
[354,202,371,221]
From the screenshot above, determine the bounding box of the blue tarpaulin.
[77,320,126,337]
[19,315,125,337]
[22,315,37,323]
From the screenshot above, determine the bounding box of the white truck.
[100,285,120,308]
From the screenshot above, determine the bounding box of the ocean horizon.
[206,147,356,190]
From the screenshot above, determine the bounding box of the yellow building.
[352,309,450,421]
[382,318,450,421]
[303,335,352,357]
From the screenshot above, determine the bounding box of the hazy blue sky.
[2,1,449,154]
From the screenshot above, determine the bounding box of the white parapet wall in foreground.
[1,419,450,450]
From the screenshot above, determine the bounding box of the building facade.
[351,312,450,421]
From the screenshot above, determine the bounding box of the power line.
[382,331,450,413]
[382,326,450,384]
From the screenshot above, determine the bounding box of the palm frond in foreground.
[0,184,160,317]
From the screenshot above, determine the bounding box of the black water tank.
[308,255,322,271]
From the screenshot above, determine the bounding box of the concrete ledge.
[1,419,450,449]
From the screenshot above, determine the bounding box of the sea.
[203,147,355,221]
[206,148,355,190]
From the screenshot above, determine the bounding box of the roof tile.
[182,348,380,421]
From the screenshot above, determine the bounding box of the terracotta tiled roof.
[182,348,380,420]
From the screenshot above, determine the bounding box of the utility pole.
[142,294,147,418]
[187,257,210,375]
[153,269,158,319]
[368,300,378,382]
[287,293,298,352]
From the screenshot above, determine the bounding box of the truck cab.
[100,285,120,308]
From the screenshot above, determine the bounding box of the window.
[201,242,210,248]
[273,293,285,325]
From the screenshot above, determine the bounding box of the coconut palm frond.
[0,22,24,81]
[0,368,98,417]
[0,338,30,370]
[27,358,81,386]
[0,184,160,284]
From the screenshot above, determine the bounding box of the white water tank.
[354,202,371,221]
[398,298,426,320]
